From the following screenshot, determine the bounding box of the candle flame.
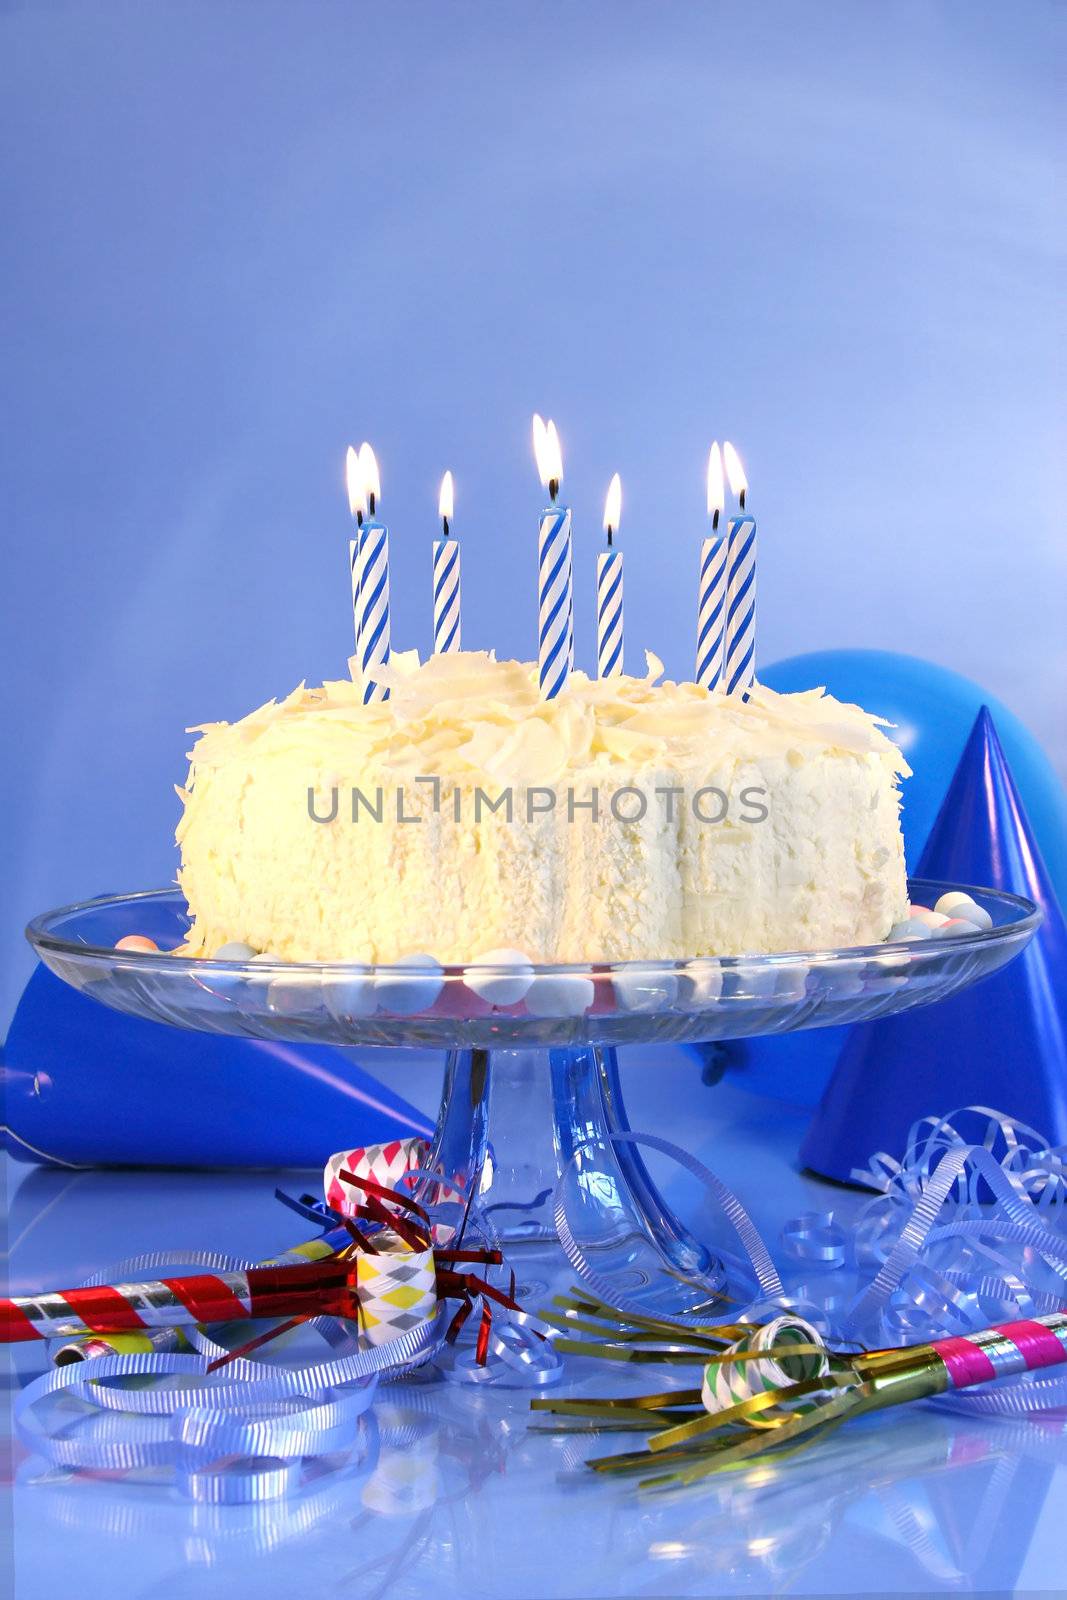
[358,442,381,506]
[532,413,563,489]
[345,445,365,518]
[438,469,454,525]
[723,441,748,498]
[706,442,725,521]
[546,420,563,485]
[603,472,622,535]
[532,412,547,468]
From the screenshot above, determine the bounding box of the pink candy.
[908,909,950,930]
[114,935,160,953]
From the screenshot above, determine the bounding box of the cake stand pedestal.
[430,1045,717,1305]
[28,880,1041,1313]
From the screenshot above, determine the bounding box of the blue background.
[3,0,1065,1030]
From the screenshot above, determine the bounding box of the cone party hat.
[801,707,1067,1182]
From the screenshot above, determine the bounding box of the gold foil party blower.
[531,1294,1067,1489]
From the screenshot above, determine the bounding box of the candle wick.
[368,493,377,517]
[442,516,450,539]
[549,479,558,504]
[606,525,614,547]
[712,508,720,532]
[739,489,746,512]
[356,508,364,528]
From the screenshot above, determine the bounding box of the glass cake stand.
[27,880,1040,1312]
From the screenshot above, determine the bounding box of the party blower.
[1,1160,527,1364]
[531,1298,1067,1489]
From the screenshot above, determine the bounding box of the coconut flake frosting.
[176,651,910,964]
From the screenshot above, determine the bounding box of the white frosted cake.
[175,651,909,965]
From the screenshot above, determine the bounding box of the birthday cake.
[175,649,910,965]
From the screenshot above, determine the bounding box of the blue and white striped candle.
[722,441,756,695]
[597,472,623,678]
[346,444,366,655]
[356,443,390,703]
[433,470,461,654]
[696,443,728,690]
[534,414,573,699]
[545,419,574,670]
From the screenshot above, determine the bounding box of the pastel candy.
[888,918,934,941]
[267,972,323,1016]
[242,950,285,992]
[375,954,444,1016]
[936,917,981,938]
[775,964,809,1001]
[909,910,950,930]
[465,948,535,1007]
[934,891,975,917]
[934,892,993,931]
[678,960,723,1008]
[611,964,679,1013]
[323,966,378,1020]
[525,973,595,1017]
[213,940,258,960]
[821,964,866,998]
[727,962,780,1000]
[115,935,159,953]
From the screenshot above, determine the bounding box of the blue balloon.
[761,649,1067,913]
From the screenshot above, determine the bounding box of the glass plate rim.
[25,879,1043,979]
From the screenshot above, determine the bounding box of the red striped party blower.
[2,1164,525,1370]
[531,1296,1067,1489]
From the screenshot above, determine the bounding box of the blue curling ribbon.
[551,1112,1067,1417]
[19,1104,1065,1502]
[807,1107,1067,1413]
[15,1239,441,1502]
[781,1211,848,1268]
[14,1167,564,1505]
[15,1325,436,1501]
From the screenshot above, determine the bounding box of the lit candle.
[355,442,390,703]
[695,443,728,690]
[546,419,574,670]
[533,414,572,699]
[597,472,623,678]
[722,442,756,695]
[345,445,366,654]
[433,470,461,654]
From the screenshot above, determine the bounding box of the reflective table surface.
[6,1051,1066,1599]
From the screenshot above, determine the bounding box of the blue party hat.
[801,707,1067,1182]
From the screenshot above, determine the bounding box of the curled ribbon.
[551,1110,1066,1420]
[701,1314,831,1421]
[14,1153,560,1500]
[790,1107,1067,1413]
[16,1244,442,1501]
[17,1105,1066,1503]
[781,1212,848,1268]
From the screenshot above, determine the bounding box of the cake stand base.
[424,1046,723,1312]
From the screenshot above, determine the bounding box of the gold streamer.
[530,1287,967,1491]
